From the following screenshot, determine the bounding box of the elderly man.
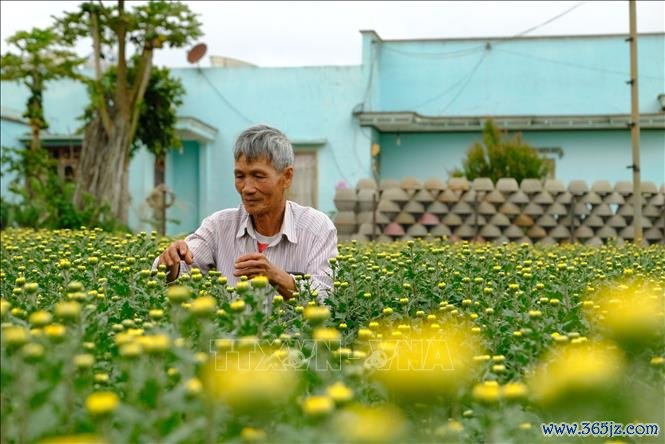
[156,124,338,300]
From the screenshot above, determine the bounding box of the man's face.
[234,155,293,217]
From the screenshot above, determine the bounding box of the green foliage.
[453,119,552,182]
[1,27,85,132]
[0,235,663,442]
[80,62,186,158]
[55,1,202,51]
[0,147,125,231]
[135,66,185,157]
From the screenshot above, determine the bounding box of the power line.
[439,52,488,113]
[512,2,588,38]
[414,51,488,110]
[196,68,254,125]
[382,45,485,59]
[493,47,663,80]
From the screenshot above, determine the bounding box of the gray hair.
[233,124,294,171]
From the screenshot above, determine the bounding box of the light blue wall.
[127,146,155,233]
[1,78,160,231]
[166,140,200,236]
[371,34,665,115]
[379,129,665,184]
[2,32,663,235]
[168,66,367,224]
[372,32,664,186]
[0,117,29,202]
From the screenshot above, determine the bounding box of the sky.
[1,1,664,67]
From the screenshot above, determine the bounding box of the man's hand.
[234,253,295,298]
[158,240,193,282]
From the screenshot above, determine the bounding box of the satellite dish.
[187,43,207,64]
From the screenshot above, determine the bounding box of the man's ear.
[282,166,294,188]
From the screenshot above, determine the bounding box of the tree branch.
[115,0,129,116]
[91,10,113,136]
[128,48,153,143]
[128,45,152,112]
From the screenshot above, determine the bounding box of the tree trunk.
[74,115,132,224]
[154,152,166,235]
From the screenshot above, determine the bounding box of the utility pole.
[628,0,642,244]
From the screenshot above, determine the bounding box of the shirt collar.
[235,201,298,244]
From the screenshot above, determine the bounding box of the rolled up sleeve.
[151,216,217,278]
[306,223,338,302]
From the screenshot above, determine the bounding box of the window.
[536,147,563,179]
[48,144,82,182]
[287,151,318,208]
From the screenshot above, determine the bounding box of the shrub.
[452,119,551,182]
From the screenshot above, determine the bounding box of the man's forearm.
[270,269,296,300]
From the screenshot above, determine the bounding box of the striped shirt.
[155,200,338,300]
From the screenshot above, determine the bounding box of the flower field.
[1,228,664,443]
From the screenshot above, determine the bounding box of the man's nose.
[241,179,257,194]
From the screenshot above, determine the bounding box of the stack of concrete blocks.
[332,178,664,245]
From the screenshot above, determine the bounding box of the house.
[1,31,663,235]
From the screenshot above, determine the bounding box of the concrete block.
[400,176,422,191]
[574,225,594,239]
[407,223,428,237]
[527,225,547,239]
[596,226,618,239]
[489,213,511,227]
[582,192,602,205]
[419,212,440,226]
[555,191,573,204]
[441,213,463,226]
[448,177,470,191]
[614,181,633,195]
[451,201,473,215]
[496,178,519,193]
[480,224,501,238]
[568,180,588,196]
[603,192,625,205]
[473,177,494,192]
[546,202,568,216]
[535,214,558,228]
[424,177,447,192]
[356,178,378,190]
[438,188,459,203]
[533,191,554,205]
[544,179,566,194]
[606,215,627,228]
[412,189,435,203]
[403,200,426,215]
[590,203,613,218]
[504,224,524,238]
[520,178,542,194]
[379,178,401,190]
[591,180,612,195]
[514,213,534,227]
[499,201,521,216]
[454,224,475,238]
[584,237,603,246]
[484,189,506,204]
[383,222,405,237]
[394,211,416,225]
[477,201,497,215]
[549,225,571,239]
[523,202,544,216]
[583,214,604,228]
[430,224,452,237]
[381,187,411,204]
[508,190,530,205]
[426,201,449,215]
